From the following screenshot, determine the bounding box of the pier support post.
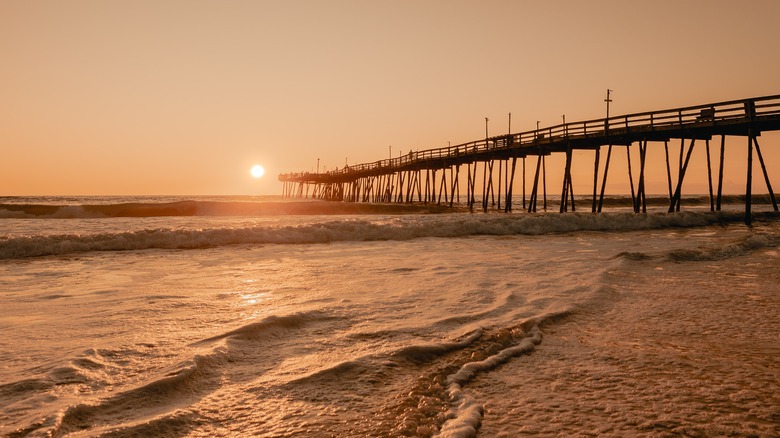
[468,162,476,211]
[569,172,576,212]
[753,136,779,212]
[452,165,460,207]
[716,135,726,211]
[560,146,573,213]
[506,155,517,212]
[746,133,753,226]
[636,139,647,213]
[497,160,503,211]
[482,161,488,212]
[528,153,542,213]
[592,147,601,212]
[669,138,696,213]
[627,144,636,209]
[597,145,613,212]
[542,154,547,211]
[522,157,527,210]
[664,140,674,201]
[706,139,715,211]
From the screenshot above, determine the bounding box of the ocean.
[0,196,778,437]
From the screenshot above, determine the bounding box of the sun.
[250,164,265,178]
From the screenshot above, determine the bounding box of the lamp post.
[605,89,613,130]
[317,158,320,174]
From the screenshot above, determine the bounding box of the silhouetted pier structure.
[279,95,780,224]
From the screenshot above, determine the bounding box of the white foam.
[438,326,542,437]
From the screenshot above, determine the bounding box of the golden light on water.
[250,165,265,178]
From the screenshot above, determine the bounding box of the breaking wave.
[2,210,777,259]
[1,194,777,219]
[615,229,780,262]
[0,199,448,219]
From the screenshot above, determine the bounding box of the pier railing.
[281,94,780,181]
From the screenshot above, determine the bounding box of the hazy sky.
[2,0,779,196]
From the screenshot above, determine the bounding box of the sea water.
[0,196,778,437]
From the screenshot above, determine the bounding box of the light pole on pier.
[485,117,489,139]
[389,145,392,160]
[605,89,613,129]
[317,158,320,173]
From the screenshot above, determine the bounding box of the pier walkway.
[279,94,780,224]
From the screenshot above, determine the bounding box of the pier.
[279,94,780,225]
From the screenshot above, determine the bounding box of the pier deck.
[280,95,780,224]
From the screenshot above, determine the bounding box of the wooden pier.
[279,95,780,224]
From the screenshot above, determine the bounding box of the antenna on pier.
[605,89,613,132]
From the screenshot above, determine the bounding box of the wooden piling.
[746,133,753,226]
[705,139,714,211]
[597,145,613,212]
[716,135,725,211]
[664,140,674,201]
[506,155,517,212]
[592,147,601,213]
[626,144,636,209]
[753,136,779,211]
[669,138,696,213]
[528,154,542,213]
[542,154,547,211]
[560,146,573,213]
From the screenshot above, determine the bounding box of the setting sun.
[250,164,265,178]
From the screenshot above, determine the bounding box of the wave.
[1,194,777,219]
[28,311,330,437]
[595,193,779,208]
[8,306,583,436]
[3,210,778,259]
[615,230,780,263]
[0,200,449,219]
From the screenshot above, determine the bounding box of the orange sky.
[2,0,779,196]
